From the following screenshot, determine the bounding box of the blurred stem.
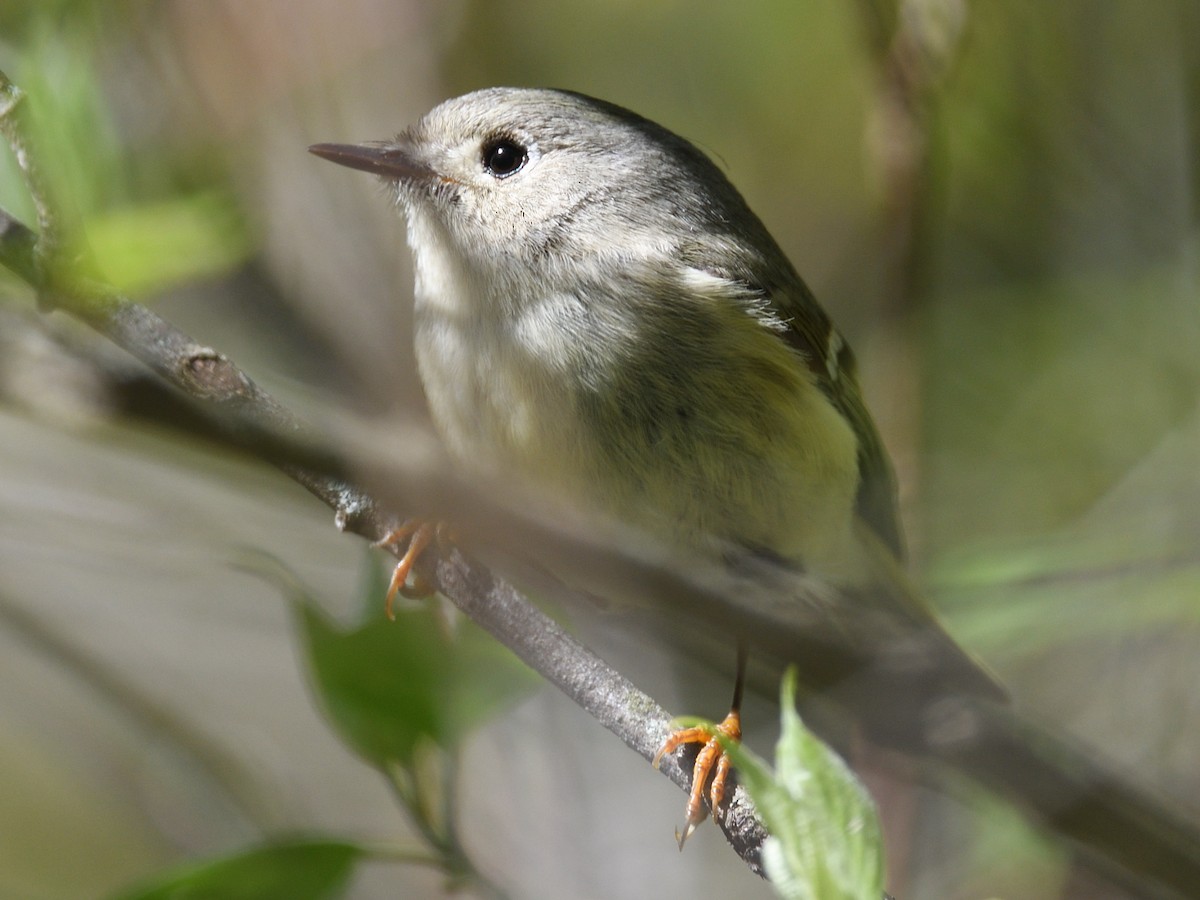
[855,5,966,894]
[854,0,968,553]
[858,0,967,304]
[384,755,512,900]
[0,70,56,250]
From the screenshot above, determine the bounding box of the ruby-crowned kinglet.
[311,87,904,586]
[310,87,998,841]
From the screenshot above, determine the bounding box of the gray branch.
[0,171,771,878]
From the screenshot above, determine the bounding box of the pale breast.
[413,276,862,582]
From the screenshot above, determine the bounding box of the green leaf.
[293,565,539,769]
[85,193,251,297]
[2,24,252,300]
[108,838,362,900]
[721,669,885,900]
[4,23,122,229]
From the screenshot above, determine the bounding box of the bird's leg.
[653,642,748,848]
[374,519,440,617]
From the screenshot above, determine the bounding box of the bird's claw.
[655,709,742,847]
[375,520,439,618]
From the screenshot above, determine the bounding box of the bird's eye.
[481,138,528,178]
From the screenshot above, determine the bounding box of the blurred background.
[0,1,1197,898]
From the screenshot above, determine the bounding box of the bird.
[308,85,999,846]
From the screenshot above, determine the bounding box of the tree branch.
[0,136,773,876]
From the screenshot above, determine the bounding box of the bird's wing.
[692,247,906,562]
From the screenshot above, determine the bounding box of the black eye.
[481,138,528,178]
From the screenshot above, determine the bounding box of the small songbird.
[310,87,998,845]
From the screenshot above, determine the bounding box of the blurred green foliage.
[92,553,539,898]
[109,839,362,900]
[924,1,1199,554]
[0,5,251,298]
[923,268,1198,554]
[295,565,539,771]
[914,6,1200,715]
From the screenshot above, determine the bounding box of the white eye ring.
[481,138,528,178]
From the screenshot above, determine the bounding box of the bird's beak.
[308,141,433,182]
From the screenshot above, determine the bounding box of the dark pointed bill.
[308,141,432,181]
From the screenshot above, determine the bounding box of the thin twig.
[0,71,59,263]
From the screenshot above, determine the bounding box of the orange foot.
[653,707,742,848]
[374,520,440,618]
